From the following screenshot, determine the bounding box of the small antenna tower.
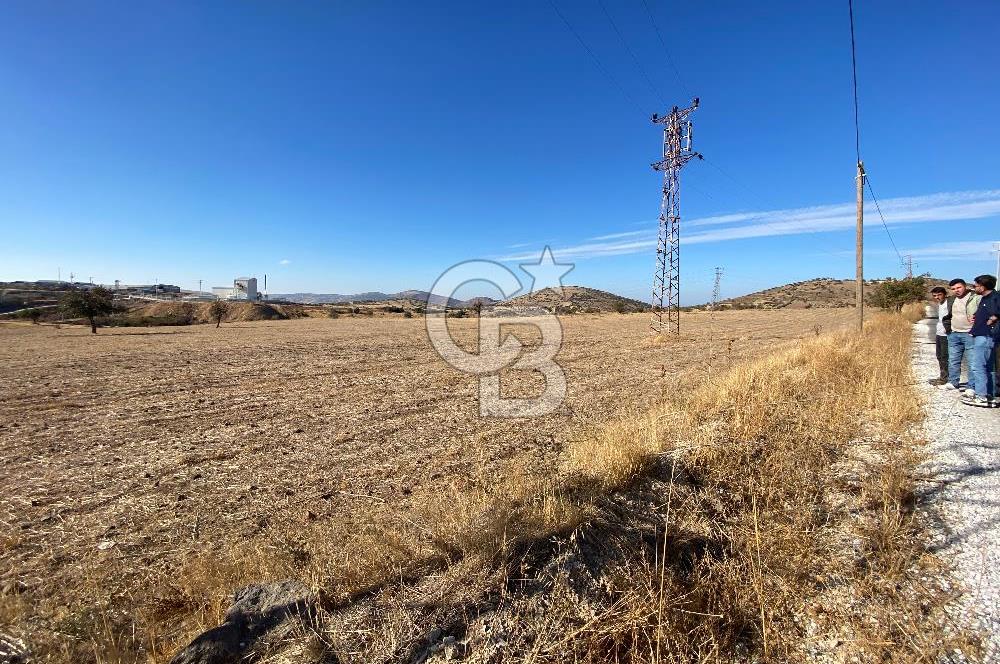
[711,266,723,308]
[650,97,702,334]
[902,254,915,278]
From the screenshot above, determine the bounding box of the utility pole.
[711,267,723,309]
[198,279,203,295]
[650,97,702,335]
[855,161,865,332]
[993,242,1000,278]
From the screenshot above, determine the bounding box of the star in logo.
[520,246,574,296]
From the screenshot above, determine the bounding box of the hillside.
[503,285,648,313]
[713,276,948,310]
[273,289,495,308]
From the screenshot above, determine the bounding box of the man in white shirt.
[929,287,950,385]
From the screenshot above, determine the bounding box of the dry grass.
[289,313,973,663]
[2,310,971,662]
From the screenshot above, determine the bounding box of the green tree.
[16,307,42,324]
[209,300,229,328]
[868,275,929,312]
[60,287,115,333]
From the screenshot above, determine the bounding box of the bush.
[868,276,929,312]
[16,307,42,324]
[328,309,340,319]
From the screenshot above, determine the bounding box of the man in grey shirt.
[942,278,980,392]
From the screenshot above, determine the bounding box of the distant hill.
[272,290,497,308]
[503,286,649,313]
[710,277,948,310]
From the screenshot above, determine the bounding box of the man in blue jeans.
[943,278,979,392]
[963,274,1000,408]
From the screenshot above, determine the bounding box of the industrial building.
[211,277,260,301]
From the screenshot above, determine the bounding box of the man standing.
[962,274,1000,408]
[942,278,980,392]
[929,287,951,386]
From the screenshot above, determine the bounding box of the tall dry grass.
[50,314,975,663]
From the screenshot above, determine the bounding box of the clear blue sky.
[1,1,998,303]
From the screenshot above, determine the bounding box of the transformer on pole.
[650,97,701,334]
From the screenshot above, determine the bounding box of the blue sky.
[1,1,998,303]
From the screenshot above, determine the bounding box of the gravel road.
[915,333,1000,660]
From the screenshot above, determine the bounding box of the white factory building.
[212,277,259,301]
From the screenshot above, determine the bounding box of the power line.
[596,0,665,105]
[864,174,903,266]
[638,0,691,98]
[545,0,645,115]
[848,0,861,164]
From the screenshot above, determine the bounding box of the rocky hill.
[502,286,648,314]
[712,277,948,310]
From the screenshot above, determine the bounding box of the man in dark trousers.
[963,274,1000,408]
[929,287,951,385]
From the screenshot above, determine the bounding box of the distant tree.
[613,300,627,314]
[472,301,483,317]
[868,275,929,312]
[60,287,114,333]
[16,307,42,324]
[209,300,229,328]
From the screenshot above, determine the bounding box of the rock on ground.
[915,335,1000,660]
[169,579,316,664]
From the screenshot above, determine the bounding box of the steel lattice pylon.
[650,98,701,334]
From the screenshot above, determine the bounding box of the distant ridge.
[271,290,496,308]
[710,276,947,310]
[503,286,648,313]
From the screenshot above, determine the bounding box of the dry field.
[0,309,858,659]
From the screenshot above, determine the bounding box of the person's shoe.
[962,394,993,408]
[938,382,958,391]
[928,378,947,386]
[963,387,977,396]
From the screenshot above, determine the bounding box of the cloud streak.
[496,189,1000,262]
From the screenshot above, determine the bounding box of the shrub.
[868,275,929,312]
[16,307,42,324]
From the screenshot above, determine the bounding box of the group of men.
[929,274,1000,408]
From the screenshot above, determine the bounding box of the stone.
[0,633,29,664]
[169,579,315,664]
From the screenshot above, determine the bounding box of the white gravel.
[915,333,1000,660]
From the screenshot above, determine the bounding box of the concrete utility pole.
[650,97,702,335]
[198,279,203,295]
[855,161,865,332]
[993,242,1000,278]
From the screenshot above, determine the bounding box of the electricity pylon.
[650,97,701,334]
[711,266,723,308]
